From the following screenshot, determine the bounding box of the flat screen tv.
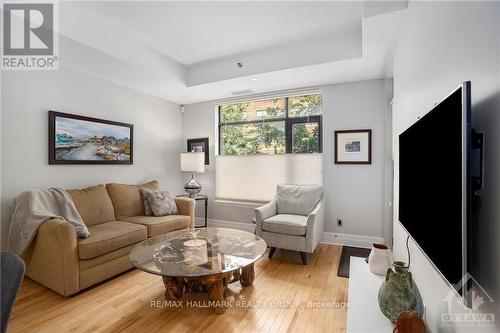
[399,82,472,300]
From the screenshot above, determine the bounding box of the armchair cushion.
[276,184,323,216]
[263,214,307,236]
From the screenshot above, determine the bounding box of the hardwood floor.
[9,244,349,333]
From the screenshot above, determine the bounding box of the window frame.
[218,96,322,155]
[286,115,323,154]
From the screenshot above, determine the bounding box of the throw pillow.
[106,180,159,219]
[143,190,179,216]
[140,188,154,216]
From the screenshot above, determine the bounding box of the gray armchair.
[255,184,325,265]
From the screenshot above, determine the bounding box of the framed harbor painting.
[48,111,133,164]
[334,129,372,164]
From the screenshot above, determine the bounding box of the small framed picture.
[187,138,209,165]
[334,129,372,164]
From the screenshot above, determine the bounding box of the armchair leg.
[268,247,276,259]
[300,252,307,265]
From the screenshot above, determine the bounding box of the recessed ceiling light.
[250,77,258,81]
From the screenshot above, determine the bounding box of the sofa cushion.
[79,243,137,272]
[276,184,323,216]
[67,185,116,226]
[106,180,159,220]
[78,221,147,259]
[121,215,190,237]
[142,190,178,216]
[263,214,307,236]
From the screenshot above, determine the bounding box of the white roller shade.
[216,154,323,203]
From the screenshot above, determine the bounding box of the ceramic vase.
[378,261,424,323]
[368,243,392,275]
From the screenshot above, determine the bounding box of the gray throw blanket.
[8,188,90,255]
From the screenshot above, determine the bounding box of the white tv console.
[347,257,395,333]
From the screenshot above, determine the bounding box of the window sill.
[214,199,266,208]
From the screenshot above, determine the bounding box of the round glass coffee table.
[129,228,266,314]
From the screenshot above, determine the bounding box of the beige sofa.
[23,180,195,297]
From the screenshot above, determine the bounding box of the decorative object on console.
[334,129,372,164]
[48,111,133,164]
[393,311,426,333]
[187,137,209,165]
[180,152,205,197]
[378,261,424,323]
[368,243,392,276]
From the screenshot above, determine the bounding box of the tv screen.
[399,83,470,295]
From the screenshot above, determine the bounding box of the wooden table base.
[240,263,255,286]
[162,263,255,314]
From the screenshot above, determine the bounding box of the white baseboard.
[196,217,384,249]
[321,232,384,249]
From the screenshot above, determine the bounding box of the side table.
[176,194,208,228]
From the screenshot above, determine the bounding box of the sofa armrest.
[306,194,326,252]
[255,196,277,236]
[23,219,79,296]
[174,197,196,229]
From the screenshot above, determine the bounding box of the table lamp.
[180,152,205,197]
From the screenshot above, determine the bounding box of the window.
[218,93,322,156]
[216,93,323,203]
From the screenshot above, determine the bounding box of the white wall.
[392,1,500,332]
[182,79,392,244]
[323,80,392,239]
[1,68,184,248]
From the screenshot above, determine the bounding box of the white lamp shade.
[180,152,205,173]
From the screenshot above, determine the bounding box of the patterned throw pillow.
[143,190,178,216]
[140,188,154,216]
